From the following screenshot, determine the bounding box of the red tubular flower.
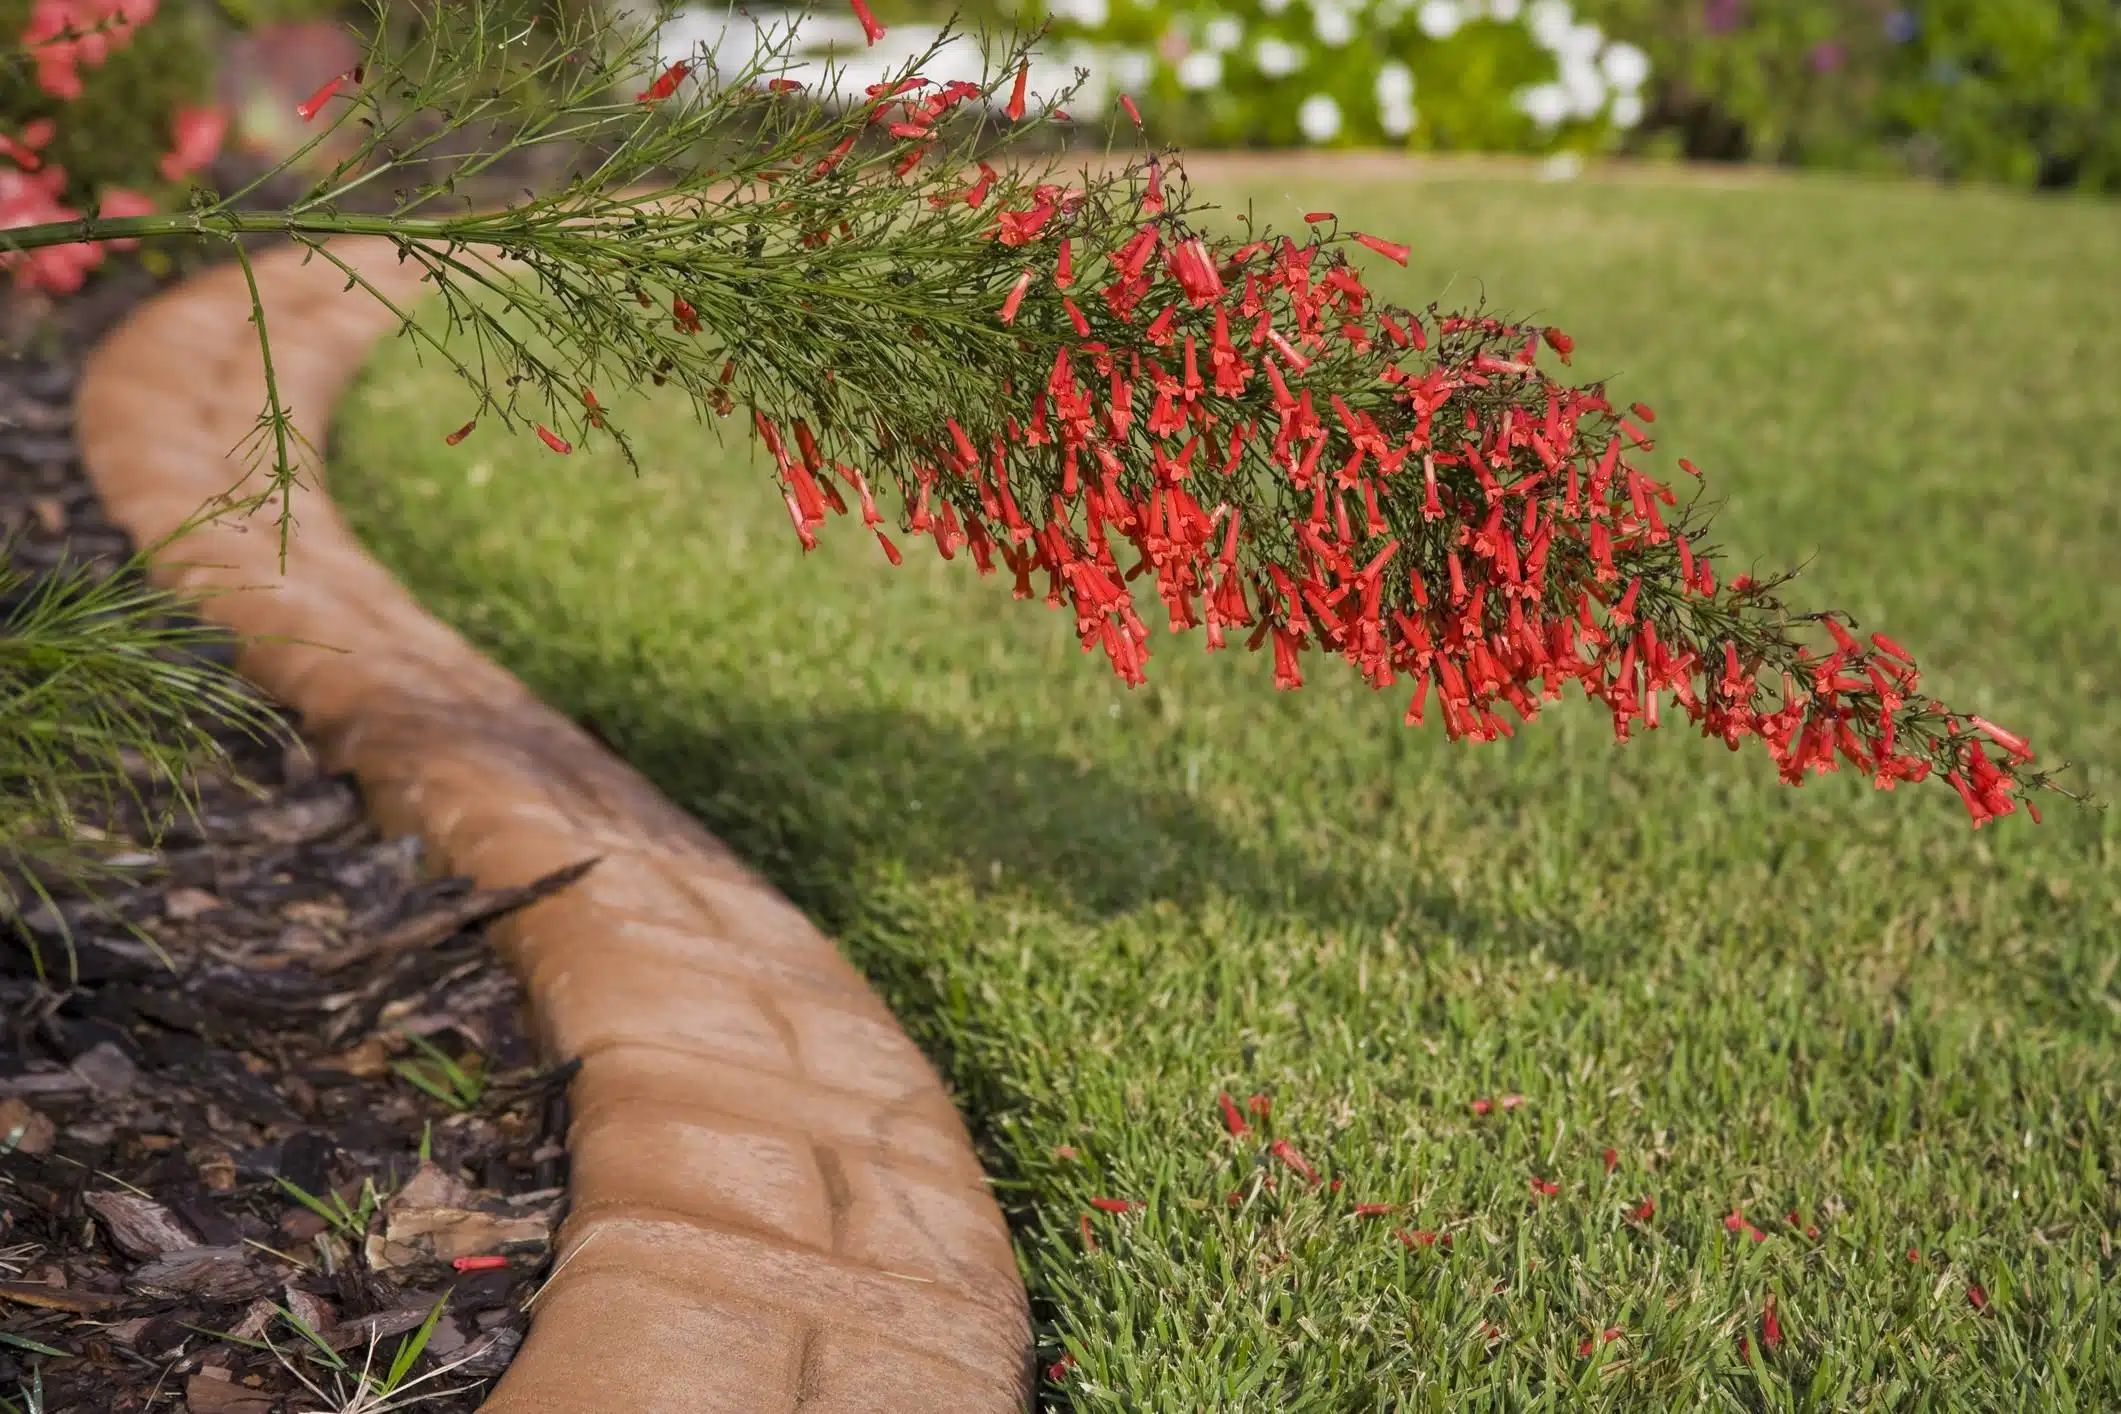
[297,73,347,122]
[1353,232,1410,266]
[1120,93,1143,128]
[1005,64,1030,122]
[1000,269,1035,325]
[444,420,476,446]
[849,0,886,44]
[1269,1139,1319,1184]
[636,61,691,103]
[536,425,571,454]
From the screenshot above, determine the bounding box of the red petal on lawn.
[1077,1214,1096,1250]
[1352,1202,1397,1217]
[1470,1098,1493,1115]
[1601,1147,1618,1173]
[1908,1247,1922,1263]
[1724,1209,1746,1232]
[1500,1094,1525,1111]
[1216,1091,1250,1138]
[1396,1228,1439,1248]
[1529,1176,1559,1197]
[849,0,886,44]
[1627,1196,1656,1221]
[1968,1284,1988,1310]
[1761,1293,1782,1351]
[1045,1353,1075,1380]
[1246,1093,1271,1118]
[1269,1139,1318,1185]
[1088,1197,1136,1214]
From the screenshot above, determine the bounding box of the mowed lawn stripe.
[331,169,2121,1407]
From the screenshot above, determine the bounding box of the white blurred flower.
[1306,4,1357,46]
[1312,3,1355,46]
[1600,40,1649,92]
[1415,0,1462,39]
[1297,91,1342,142]
[1525,0,1572,49]
[1374,60,1415,104]
[1380,99,1418,136]
[1177,49,1224,89]
[1488,0,1522,18]
[1254,36,1305,75]
[1111,47,1155,93]
[1204,16,1244,52]
[1049,0,1109,26]
[1609,89,1644,129]
[1557,19,1603,61]
[1559,55,1606,118]
[1260,0,1291,15]
[1514,81,1569,127]
[1541,150,1583,181]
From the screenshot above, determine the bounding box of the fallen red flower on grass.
[1088,1196,1137,1214]
[1269,1138,1319,1185]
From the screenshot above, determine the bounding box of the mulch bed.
[0,181,580,1414]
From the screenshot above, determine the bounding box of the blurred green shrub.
[1578,0,2121,190]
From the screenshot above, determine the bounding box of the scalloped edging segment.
[75,238,1033,1412]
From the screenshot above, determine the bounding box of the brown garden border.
[76,234,1034,1409]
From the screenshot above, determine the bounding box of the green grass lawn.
[330,168,2121,1409]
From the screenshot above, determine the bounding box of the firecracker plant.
[0,0,2080,855]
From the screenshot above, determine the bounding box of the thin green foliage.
[0,518,289,977]
[391,1032,486,1111]
[275,1174,387,1241]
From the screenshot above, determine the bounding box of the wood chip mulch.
[0,235,575,1413]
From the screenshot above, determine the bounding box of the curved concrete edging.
[76,238,1034,1410]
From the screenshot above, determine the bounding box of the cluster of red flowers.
[2,0,225,293]
[739,132,2051,826]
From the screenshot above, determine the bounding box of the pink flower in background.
[21,0,158,101]
[1702,0,1745,35]
[159,106,227,182]
[0,163,103,293]
[0,119,55,172]
[96,185,155,249]
[1810,41,1845,73]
